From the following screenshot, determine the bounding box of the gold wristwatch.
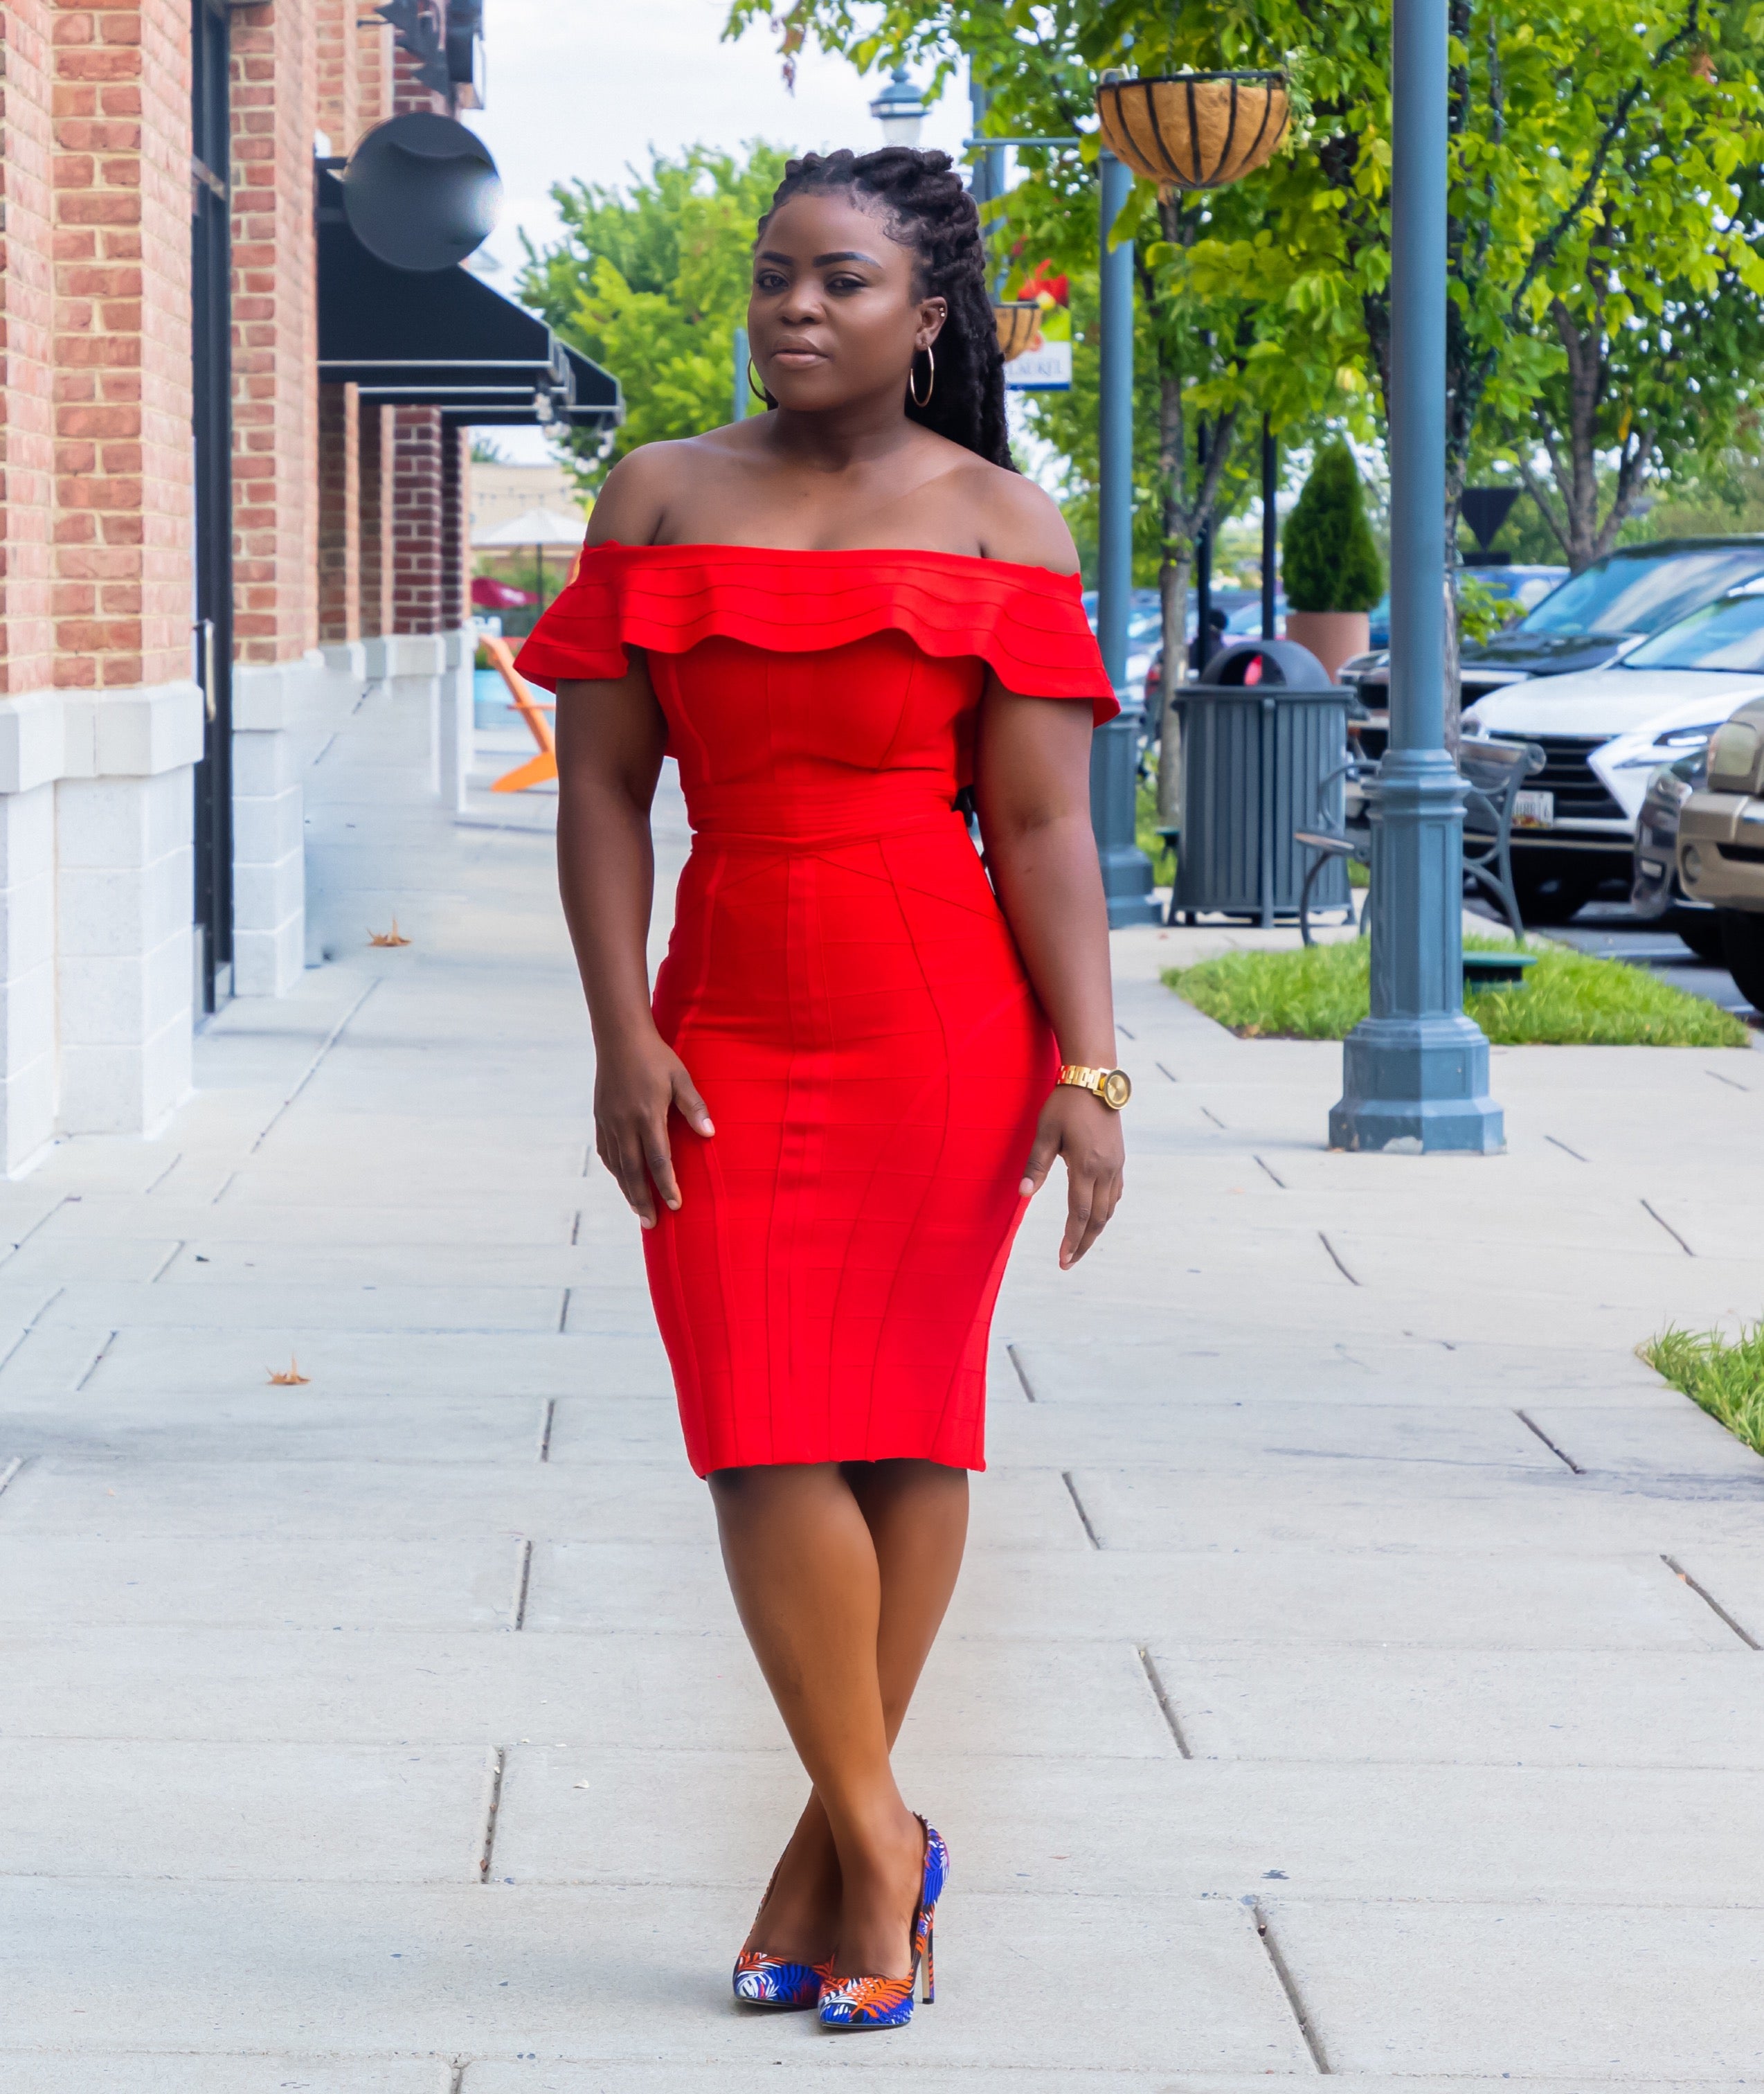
[1057,1064,1132,1111]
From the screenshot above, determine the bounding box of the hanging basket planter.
[992,301,1043,362]
[1096,71,1290,191]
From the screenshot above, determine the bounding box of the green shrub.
[1282,440,1385,614]
[1164,933,1748,1048]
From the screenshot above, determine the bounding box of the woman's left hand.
[1019,1086,1125,1269]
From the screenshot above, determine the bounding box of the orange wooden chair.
[483,550,582,794]
[482,632,557,794]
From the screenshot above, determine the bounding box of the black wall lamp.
[366,0,485,109]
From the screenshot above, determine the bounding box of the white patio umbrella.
[471,507,587,602]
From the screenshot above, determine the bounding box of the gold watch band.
[1056,1064,1132,1111]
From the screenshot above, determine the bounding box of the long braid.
[757,147,1014,472]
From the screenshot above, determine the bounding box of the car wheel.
[1512,868,1596,926]
[1671,909,1726,964]
[1719,909,1764,1012]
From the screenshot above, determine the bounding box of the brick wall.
[440,422,468,633]
[1,2,56,697]
[358,400,391,640]
[316,382,359,644]
[228,0,317,670]
[391,406,444,636]
[353,8,395,140]
[314,0,359,158]
[51,0,195,692]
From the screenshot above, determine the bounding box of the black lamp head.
[341,111,503,274]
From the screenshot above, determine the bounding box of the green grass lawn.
[1644,1323,1764,1458]
[1164,933,1749,1048]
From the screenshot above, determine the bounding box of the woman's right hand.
[594,1030,714,1227]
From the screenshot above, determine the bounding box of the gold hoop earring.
[747,357,775,408]
[908,343,935,408]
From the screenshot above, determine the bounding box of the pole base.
[1329,1012,1505,1154]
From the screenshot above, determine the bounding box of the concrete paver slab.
[0,1537,522,1627]
[37,1282,569,1334]
[1524,1402,1764,1481]
[0,1741,489,1882]
[1054,1458,1764,1552]
[1007,1336,1666,1406]
[952,1544,1732,1649]
[0,1881,1311,2072]
[0,2063,441,2094]
[1155,1643,1764,1766]
[0,1395,557,1465]
[1264,1898,1764,2077]
[75,1329,671,1397]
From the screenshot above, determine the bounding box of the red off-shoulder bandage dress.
[517,544,1116,1476]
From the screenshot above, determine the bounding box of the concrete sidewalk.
[3,676,1764,2088]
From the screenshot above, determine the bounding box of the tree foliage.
[516,143,795,491]
[725,1,1764,574]
[1283,441,1384,612]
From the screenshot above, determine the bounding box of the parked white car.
[1463,583,1764,922]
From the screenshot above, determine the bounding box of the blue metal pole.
[969,69,1009,293]
[1329,0,1502,1152]
[1093,145,1158,927]
[733,325,751,422]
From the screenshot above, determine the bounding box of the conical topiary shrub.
[1283,441,1383,612]
[1280,440,1385,682]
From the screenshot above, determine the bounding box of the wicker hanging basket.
[992,301,1043,362]
[1096,71,1290,191]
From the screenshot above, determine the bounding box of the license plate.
[1513,790,1554,829]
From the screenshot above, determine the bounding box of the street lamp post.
[1095,144,1158,925]
[1328,0,1502,1152]
[939,73,1158,927]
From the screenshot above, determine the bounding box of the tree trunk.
[1155,542,1191,825]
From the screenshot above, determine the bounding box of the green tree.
[1283,442,1384,612]
[1500,163,1764,570]
[517,143,795,492]
[728,0,1764,740]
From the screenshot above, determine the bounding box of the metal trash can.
[1170,639,1351,926]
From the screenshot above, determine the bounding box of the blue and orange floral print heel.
[818,1818,948,2032]
[732,1865,833,2010]
[732,1947,831,2009]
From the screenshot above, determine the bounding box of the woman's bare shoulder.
[585,441,710,546]
[963,460,1080,576]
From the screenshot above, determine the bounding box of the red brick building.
[0,1,618,1169]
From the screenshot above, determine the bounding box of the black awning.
[316,168,622,430]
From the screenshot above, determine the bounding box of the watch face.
[1101,1069,1132,1110]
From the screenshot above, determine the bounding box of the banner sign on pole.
[1000,260,1072,392]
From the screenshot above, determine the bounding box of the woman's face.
[748,190,947,414]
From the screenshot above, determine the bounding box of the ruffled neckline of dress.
[514,541,1119,717]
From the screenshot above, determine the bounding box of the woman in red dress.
[521,147,1126,2030]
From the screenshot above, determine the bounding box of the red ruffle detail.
[513,542,1119,722]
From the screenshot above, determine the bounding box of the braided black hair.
[757,147,1014,472]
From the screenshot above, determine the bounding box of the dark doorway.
[190,0,233,1012]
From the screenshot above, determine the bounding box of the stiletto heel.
[731,1863,833,2010]
[818,1818,948,2032]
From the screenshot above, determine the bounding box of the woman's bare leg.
[712,1458,969,1977]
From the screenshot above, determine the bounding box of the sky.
[461,0,973,461]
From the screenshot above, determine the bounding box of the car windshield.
[1521,546,1764,638]
[1624,590,1764,673]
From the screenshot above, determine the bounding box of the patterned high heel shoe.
[731,1864,834,2010]
[818,1818,948,2032]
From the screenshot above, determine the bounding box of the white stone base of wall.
[0,679,205,1168]
[365,632,473,814]
[231,654,322,999]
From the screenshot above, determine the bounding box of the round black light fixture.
[341,111,503,273]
